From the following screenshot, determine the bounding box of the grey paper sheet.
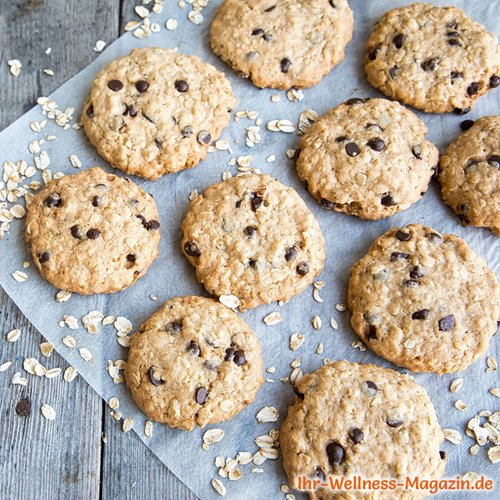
[0,1,499,498]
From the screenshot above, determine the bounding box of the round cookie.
[296,98,439,220]
[280,360,446,500]
[125,296,264,430]
[364,3,500,114]
[81,47,237,179]
[348,224,500,374]
[25,167,160,295]
[210,0,354,90]
[439,116,500,236]
[181,174,326,309]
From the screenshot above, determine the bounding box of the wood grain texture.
[0,0,195,498]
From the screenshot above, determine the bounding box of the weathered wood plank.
[0,0,118,498]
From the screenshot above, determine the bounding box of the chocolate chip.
[135,80,149,93]
[448,38,461,47]
[92,195,101,207]
[390,252,409,262]
[293,385,304,400]
[335,135,347,143]
[386,416,403,428]
[154,139,163,150]
[280,58,292,73]
[244,225,257,237]
[350,428,364,444]
[421,57,439,72]
[285,246,297,262]
[196,387,209,404]
[174,80,189,92]
[367,137,385,151]
[440,451,447,460]
[249,258,257,268]
[233,350,246,366]
[366,380,378,391]
[296,262,309,276]
[460,119,475,131]
[489,75,500,88]
[438,315,455,332]
[15,398,31,416]
[39,251,50,264]
[320,198,334,209]
[70,225,81,239]
[148,367,164,386]
[44,193,61,208]
[293,148,301,160]
[181,126,194,138]
[167,321,182,333]
[410,266,424,279]
[264,5,276,12]
[447,31,460,38]
[251,28,264,36]
[368,46,380,60]
[389,66,398,79]
[263,33,273,42]
[108,79,123,91]
[393,33,405,48]
[326,442,344,465]
[381,194,396,206]
[411,145,422,159]
[250,193,263,211]
[454,107,470,115]
[345,143,360,157]
[86,104,94,118]
[197,130,211,145]
[366,325,377,340]
[467,82,480,96]
[345,97,364,105]
[184,241,201,257]
[314,467,325,480]
[412,309,429,320]
[86,228,100,239]
[145,219,160,231]
[403,279,420,288]
[450,71,463,81]
[329,0,336,7]
[396,230,410,241]
[187,340,200,356]
[488,155,500,168]
[126,253,136,263]
[224,347,235,362]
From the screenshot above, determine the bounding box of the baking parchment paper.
[0,1,498,498]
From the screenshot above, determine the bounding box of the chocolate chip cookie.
[181,174,326,309]
[281,360,446,499]
[296,98,439,220]
[25,167,160,294]
[348,224,500,374]
[210,0,354,89]
[81,47,237,179]
[439,116,500,236]
[364,3,500,113]
[125,296,264,430]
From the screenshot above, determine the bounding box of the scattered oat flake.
[12,372,27,386]
[336,304,347,312]
[256,406,279,423]
[93,40,106,52]
[312,315,322,330]
[69,154,82,168]
[135,5,149,18]
[62,335,77,348]
[41,403,56,420]
[7,328,21,342]
[443,428,462,444]
[55,290,72,303]
[203,428,225,446]
[12,270,28,282]
[10,205,25,218]
[490,388,500,398]
[316,343,324,354]
[114,316,132,335]
[486,357,497,371]
[40,342,54,357]
[64,366,77,382]
[330,318,338,330]
[211,478,226,496]
[8,59,22,77]
[124,20,141,31]
[109,397,120,410]
[488,446,500,463]
[0,361,12,372]
[43,68,54,76]
[166,18,178,30]
[289,333,304,351]
[79,347,94,363]
[82,310,104,334]
[449,378,463,393]
[63,315,79,329]
[219,294,240,310]
[45,368,61,379]
[264,311,282,326]
[122,417,133,432]
[188,10,204,25]
[454,400,467,411]
[145,420,153,438]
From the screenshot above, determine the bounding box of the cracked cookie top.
[210,0,354,89]
[364,3,500,113]
[25,167,160,294]
[181,174,326,309]
[348,224,499,374]
[81,47,237,179]
[125,296,264,430]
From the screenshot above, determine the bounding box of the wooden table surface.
[0,1,195,498]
